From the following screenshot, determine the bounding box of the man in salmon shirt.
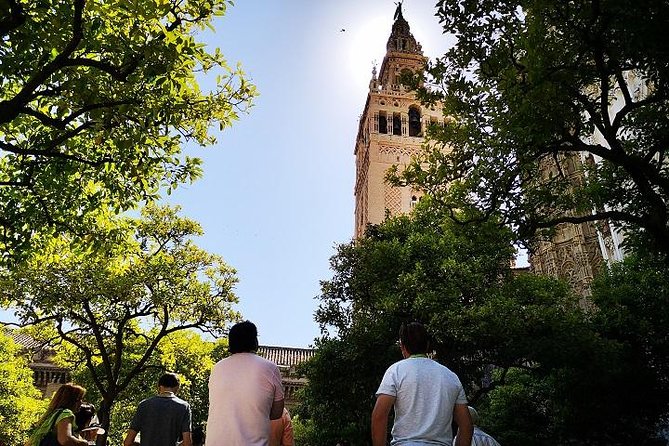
[205,321,284,446]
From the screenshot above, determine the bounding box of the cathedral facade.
[528,153,624,296]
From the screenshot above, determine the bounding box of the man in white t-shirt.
[371,322,473,446]
[205,321,284,446]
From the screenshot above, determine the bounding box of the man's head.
[228,320,259,354]
[399,322,430,355]
[158,372,180,392]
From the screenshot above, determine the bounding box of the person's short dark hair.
[75,403,96,430]
[158,372,180,389]
[399,321,430,355]
[228,320,259,354]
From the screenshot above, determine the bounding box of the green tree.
[397,0,669,254]
[481,253,669,446]
[0,0,255,262]
[0,205,239,445]
[299,202,593,445]
[587,253,669,444]
[0,331,46,446]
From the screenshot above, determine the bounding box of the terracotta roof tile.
[1,328,43,350]
[257,345,316,368]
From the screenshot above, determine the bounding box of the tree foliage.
[0,0,256,262]
[300,201,669,445]
[0,331,46,446]
[396,0,669,254]
[0,205,239,445]
[298,202,601,445]
[587,253,669,443]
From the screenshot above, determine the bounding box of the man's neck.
[158,387,177,397]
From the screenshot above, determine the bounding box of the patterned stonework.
[384,184,402,215]
[528,154,617,296]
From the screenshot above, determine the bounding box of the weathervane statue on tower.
[394,1,403,20]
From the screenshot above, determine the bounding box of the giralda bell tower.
[353,5,445,238]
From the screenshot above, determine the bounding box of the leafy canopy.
[299,202,599,445]
[65,330,228,445]
[0,0,256,261]
[0,204,239,444]
[0,331,46,446]
[396,0,669,254]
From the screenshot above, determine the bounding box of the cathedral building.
[528,154,623,296]
[353,6,446,238]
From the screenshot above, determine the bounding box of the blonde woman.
[28,383,91,446]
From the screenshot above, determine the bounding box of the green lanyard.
[410,354,427,358]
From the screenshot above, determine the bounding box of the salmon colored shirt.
[206,353,284,446]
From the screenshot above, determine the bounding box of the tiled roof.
[3,328,318,368]
[257,345,316,368]
[2,327,44,350]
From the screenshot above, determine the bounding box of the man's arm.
[181,432,193,446]
[371,394,395,446]
[270,416,284,446]
[453,403,473,446]
[123,429,138,446]
[270,398,284,420]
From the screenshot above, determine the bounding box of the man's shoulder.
[137,395,160,407]
[169,395,190,408]
[397,358,462,381]
[422,358,458,375]
[393,357,446,370]
[218,352,277,369]
[139,395,189,409]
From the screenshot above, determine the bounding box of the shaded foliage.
[298,203,604,445]
[395,0,669,255]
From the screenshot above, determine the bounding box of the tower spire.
[386,2,422,55]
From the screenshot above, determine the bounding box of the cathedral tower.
[353,5,445,238]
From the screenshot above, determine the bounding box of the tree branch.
[532,209,644,229]
[0,0,26,35]
[63,58,131,82]
[0,0,86,124]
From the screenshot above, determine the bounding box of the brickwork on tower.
[353,6,447,238]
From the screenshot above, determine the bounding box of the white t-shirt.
[205,353,284,446]
[376,357,468,445]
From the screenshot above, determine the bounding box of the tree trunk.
[96,397,115,446]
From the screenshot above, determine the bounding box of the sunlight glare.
[347,14,391,92]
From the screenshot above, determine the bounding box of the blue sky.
[165,1,456,347]
[0,1,455,348]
